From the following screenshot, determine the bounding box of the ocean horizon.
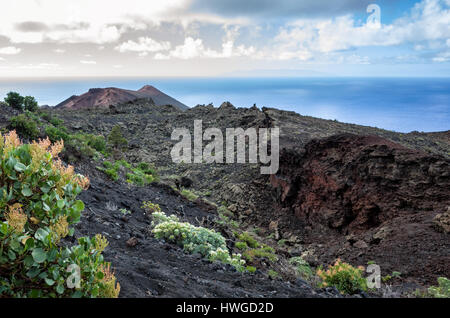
[1,77,449,133]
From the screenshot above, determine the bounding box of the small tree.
[108,125,127,150]
[4,92,24,110]
[24,96,39,112]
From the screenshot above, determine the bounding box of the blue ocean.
[0,77,449,133]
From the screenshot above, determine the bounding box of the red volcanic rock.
[55,85,188,111]
[270,133,450,284]
[271,134,450,233]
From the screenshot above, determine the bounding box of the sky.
[0,0,449,77]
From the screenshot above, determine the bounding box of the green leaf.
[45,278,55,286]
[96,271,105,280]
[24,255,35,267]
[73,200,85,212]
[43,202,50,212]
[21,186,33,197]
[14,162,27,172]
[35,228,49,242]
[71,291,83,298]
[8,249,16,261]
[40,185,51,193]
[57,199,65,209]
[32,248,47,263]
[26,267,41,278]
[56,284,65,295]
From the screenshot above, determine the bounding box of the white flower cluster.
[151,211,245,271]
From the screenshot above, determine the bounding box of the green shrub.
[107,125,127,150]
[23,96,39,112]
[45,125,70,142]
[243,246,278,263]
[74,134,106,153]
[105,168,119,181]
[235,241,248,250]
[268,270,280,280]
[317,259,367,295]
[151,211,245,271]
[40,112,63,127]
[236,232,259,248]
[246,266,257,273]
[0,131,119,298]
[289,257,314,280]
[427,277,450,298]
[98,160,156,185]
[180,189,199,201]
[4,92,24,110]
[9,114,40,140]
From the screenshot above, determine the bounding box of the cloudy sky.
[0,0,449,77]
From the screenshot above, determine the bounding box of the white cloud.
[156,35,257,60]
[54,48,66,54]
[115,37,171,54]
[0,46,22,55]
[168,37,205,59]
[80,60,97,64]
[433,51,450,62]
[0,0,190,44]
[271,0,450,60]
[19,63,59,69]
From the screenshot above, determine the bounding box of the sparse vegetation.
[180,188,199,201]
[97,159,158,185]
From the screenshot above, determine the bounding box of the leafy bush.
[98,160,157,185]
[242,245,278,263]
[427,277,450,298]
[4,92,24,110]
[23,96,39,112]
[40,112,63,126]
[317,259,367,294]
[0,131,119,298]
[289,257,314,280]
[84,134,106,153]
[107,125,127,151]
[150,210,245,271]
[9,114,40,140]
[141,201,161,214]
[236,232,259,248]
[45,125,70,142]
[235,241,248,250]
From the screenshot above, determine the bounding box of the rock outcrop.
[271,134,450,233]
[269,134,450,284]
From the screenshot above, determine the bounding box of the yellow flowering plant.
[317,258,368,294]
[0,131,119,298]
